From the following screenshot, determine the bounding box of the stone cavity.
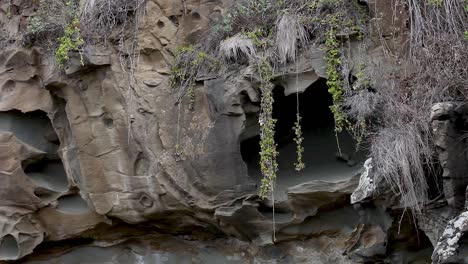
[0,0,464,263]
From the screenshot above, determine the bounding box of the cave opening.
[24,160,69,193]
[56,194,91,215]
[241,78,367,200]
[0,110,69,194]
[0,110,59,155]
[0,235,19,260]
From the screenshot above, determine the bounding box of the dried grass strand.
[219,33,257,61]
[276,13,308,63]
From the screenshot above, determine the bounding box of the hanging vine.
[170,45,213,110]
[325,26,347,133]
[170,45,216,160]
[258,60,279,199]
[293,114,305,171]
[293,61,305,172]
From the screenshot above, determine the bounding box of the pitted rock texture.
[0,0,463,263]
[0,48,52,113]
[0,133,44,260]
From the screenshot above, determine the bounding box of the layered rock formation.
[0,0,467,263]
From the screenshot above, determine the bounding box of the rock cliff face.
[0,0,467,263]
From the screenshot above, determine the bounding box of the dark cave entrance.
[240,78,367,200]
[0,110,70,195]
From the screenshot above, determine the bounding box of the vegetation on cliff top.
[24,0,146,66]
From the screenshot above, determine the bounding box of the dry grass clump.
[368,86,436,212]
[206,0,283,51]
[80,0,147,43]
[276,13,308,63]
[345,0,468,212]
[344,89,380,124]
[219,33,257,61]
[407,0,468,56]
[23,0,147,48]
[22,0,69,48]
[372,125,432,210]
[176,0,368,75]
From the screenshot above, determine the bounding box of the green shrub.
[55,17,84,66]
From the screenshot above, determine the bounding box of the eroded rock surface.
[0,0,464,263]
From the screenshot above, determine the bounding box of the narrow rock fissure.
[386,211,434,260]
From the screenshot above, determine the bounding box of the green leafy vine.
[258,60,279,199]
[170,45,217,160]
[170,45,213,110]
[293,114,305,171]
[325,26,347,133]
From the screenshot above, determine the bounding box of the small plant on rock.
[56,17,84,66]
